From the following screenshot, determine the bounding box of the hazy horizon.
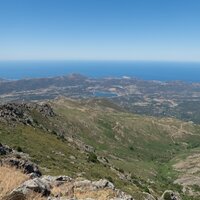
[0,60,200,82]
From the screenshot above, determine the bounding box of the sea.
[0,60,200,82]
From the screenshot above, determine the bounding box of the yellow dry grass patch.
[173,153,200,189]
[51,182,74,198]
[51,182,116,200]
[0,166,29,198]
[74,188,116,200]
[26,192,46,200]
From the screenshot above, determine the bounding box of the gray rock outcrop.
[0,143,12,155]
[3,156,42,177]
[0,143,42,177]
[7,176,133,200]
[0,103,55,126]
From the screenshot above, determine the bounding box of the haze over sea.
[0,61,200,82]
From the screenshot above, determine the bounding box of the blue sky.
[0,0,200,61]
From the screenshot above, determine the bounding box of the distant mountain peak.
[65,73,87,80]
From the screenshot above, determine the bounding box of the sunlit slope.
[1,98,200,199]
[51,98,200,197]
[52,98,200,165]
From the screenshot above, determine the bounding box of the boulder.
[92,179,115,190]
[74,179,94,191]
[9,175,72,198]
[55,175,72,182]
[13,178,51,196]
[114,190,133,200]
[0,143,12,155]
[41,175,72,186]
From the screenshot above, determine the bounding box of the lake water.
[94,91,118,97]
[0,60,200,82]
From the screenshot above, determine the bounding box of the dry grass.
[173,153,200,189]
[74,188,116,200]
[51,182,116,200]
[26,192,47,200]
[3,192,47,200]
[51,182,74,198]
[0,166,29,199]
[0,165,116,200]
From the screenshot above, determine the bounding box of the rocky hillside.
[0,144,133,200]
[1,99,200,199]
[0,103,55,125]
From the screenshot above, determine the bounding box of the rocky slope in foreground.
[1,99,199,199]
[0,144,133,200]
[0,143,181,200]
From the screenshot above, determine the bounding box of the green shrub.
[118,168,124,173]
[144,186,150,194]
[192,184,200,192]
[129,146,134,151]
[105,176,114,183]
[16,146,23,152]
[87,152,98,163]
[163,192,172,200]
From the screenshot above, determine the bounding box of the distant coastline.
[0,60,200,82]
